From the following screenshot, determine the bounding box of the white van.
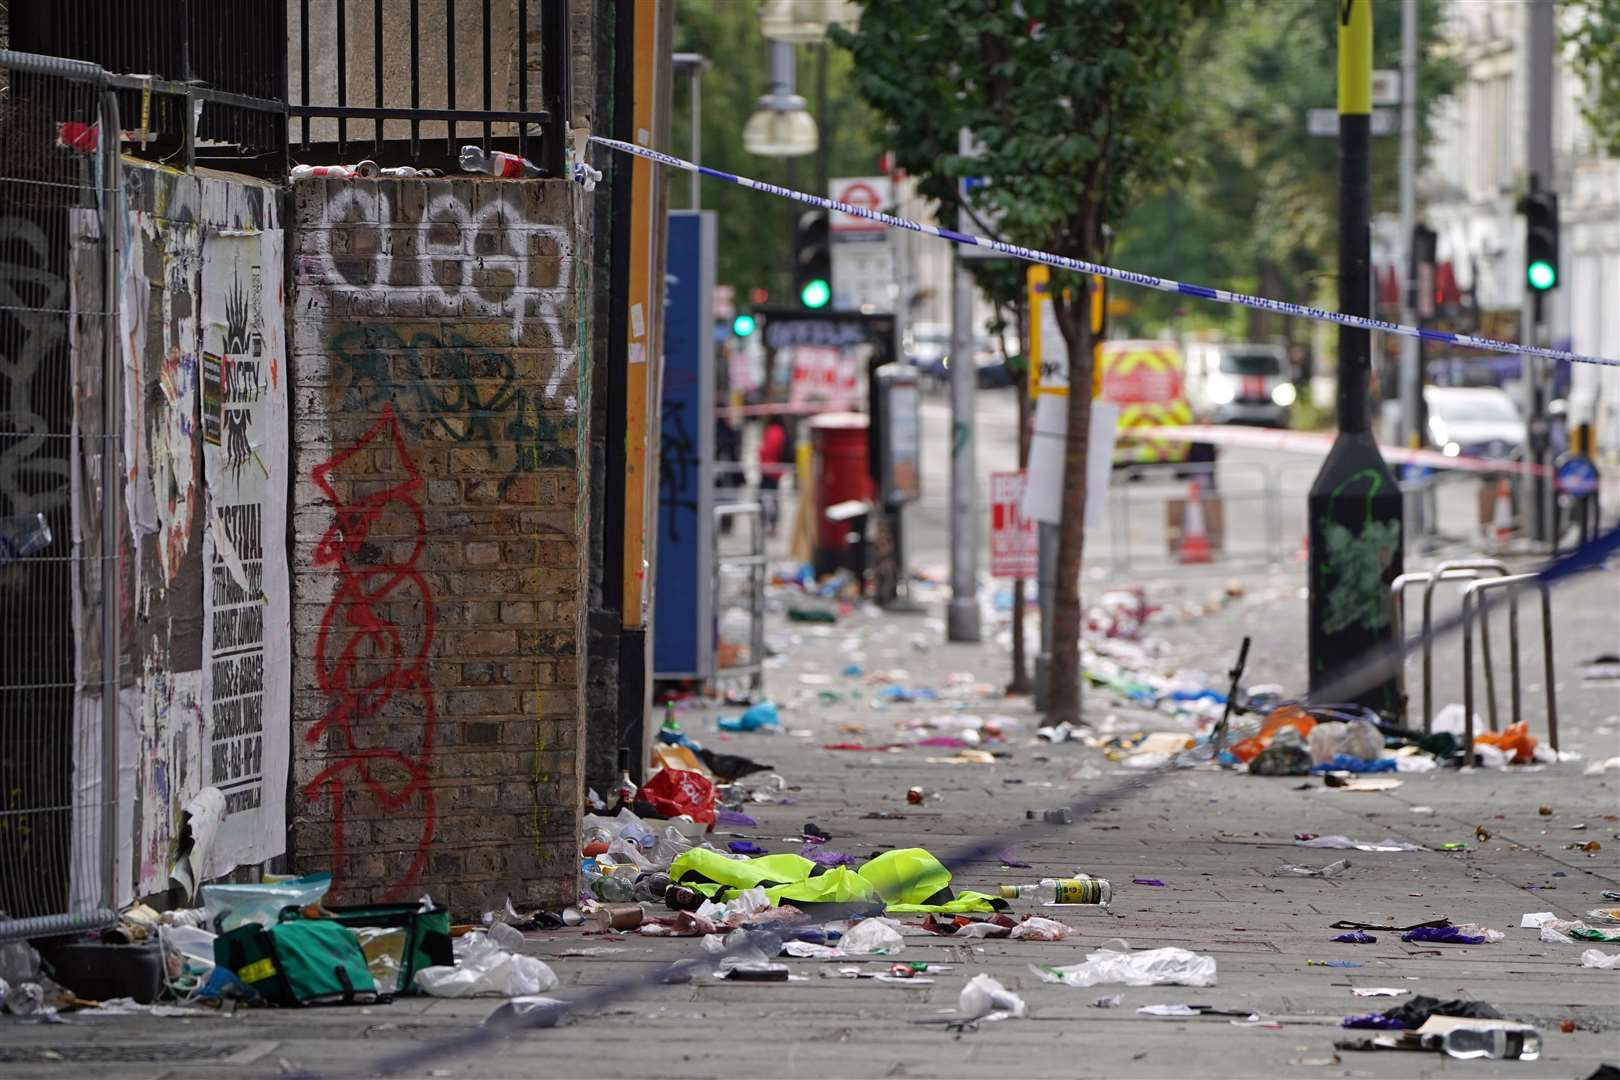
[1184,342,1295,427]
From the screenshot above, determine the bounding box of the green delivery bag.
[215,918,378,1005]
[310,902,454,994]
[265,919,379,1005]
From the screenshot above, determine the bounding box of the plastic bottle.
[614,749,638,808]
[998,876,1112,906]
[587,871,635,903]
[0,512,51,563]
[459,144,541,179]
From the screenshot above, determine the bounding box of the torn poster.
[199,227,288,874]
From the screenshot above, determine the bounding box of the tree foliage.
[1565,0,1620,159]
[1111,0,1460,339]
[671,0,887,306]
[837,0,1219,723]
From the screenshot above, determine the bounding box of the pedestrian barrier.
[712,500,767,694]
[1460,574,1558,756]
[1415,560,1511,732]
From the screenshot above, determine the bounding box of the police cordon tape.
[586,135,1620,372]
[326,520,1620,1080]
[1149,424,1551,477]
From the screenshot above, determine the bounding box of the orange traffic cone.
[1489,477,1514,553]
[1180,480,1214,565]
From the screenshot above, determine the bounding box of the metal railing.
[0,51,123,919]
[290,0,570,173]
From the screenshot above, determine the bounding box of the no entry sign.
[990,471,1038,579]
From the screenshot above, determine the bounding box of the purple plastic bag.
[1333,930,1377,943]
[716,809,759,828]
[1132,878,1167,887]
[799,843,857,869]
[1402,926,1485,944]
[728,840,768,855]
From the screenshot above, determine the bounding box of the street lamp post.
[1306,0,1404,715]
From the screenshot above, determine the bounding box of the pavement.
[5,391,1618,1079]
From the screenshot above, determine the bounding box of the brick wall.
[287,176,587,914]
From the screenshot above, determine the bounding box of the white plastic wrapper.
[414,931,559,998]
[841,917,905,956]
[1297,835,1421,852]
[1580,949,1620,969]
[1031,946,1217,988]
[958,973,1026,1019]
[1009,917,1074,941]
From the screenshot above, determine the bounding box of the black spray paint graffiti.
[0,217,70,517]
[328,324,569,486]
[658,399,699,545]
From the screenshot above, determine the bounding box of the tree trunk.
[1046,282,1095,726]
[1007,300,1032,696]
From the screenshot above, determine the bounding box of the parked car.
[904,322,950,387]
[1184,342,1294,426]
[1423,385,1526,461]
[973,333,1017,389]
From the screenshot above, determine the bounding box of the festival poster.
[198,228,288,873]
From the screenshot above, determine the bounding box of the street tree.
[837,0,1220,724]
[1565,0,1620,158]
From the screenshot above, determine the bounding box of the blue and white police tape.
[586,135,1620,372]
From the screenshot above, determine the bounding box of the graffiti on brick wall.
[328,324,571,486]
[304,404,436,898]
[0,217,70,517]
[312,185,576,405]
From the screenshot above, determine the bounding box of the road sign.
[989,471,1038,579]
[829,176,890,241]
[1556,456,1599,496]
[1307,107,1397,136]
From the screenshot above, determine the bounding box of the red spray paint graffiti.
[305,405,436,898]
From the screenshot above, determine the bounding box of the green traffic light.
[732,313,756,337]
[1527,260,1556,291]
[800,278,831,309]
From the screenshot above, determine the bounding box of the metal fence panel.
[0,57,120,917]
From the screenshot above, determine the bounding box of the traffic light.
[731,313,756,337]
[1518,190,1559,292]
[793,210,831,309]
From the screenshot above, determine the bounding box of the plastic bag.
[1474,721,1537,764]
[958,973,1026,1019]
[414,932,559,997]
[1228,706,1316,764]
[1580,949,1620,969]
[841,917,905,956]
[638,768,716,825]
[1009,917,1073,941]
[1402,923,1503,945]
[201,873,332,931]
[1308,719,1384,765]
[1031,945,1217,988]
[1274,859,1351,878]
[718,701,780,732]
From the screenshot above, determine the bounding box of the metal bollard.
[1459,574,1558,757]
[1418,559,1509,732]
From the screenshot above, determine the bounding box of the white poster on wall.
[199,228,288,872]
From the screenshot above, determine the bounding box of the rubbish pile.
[0,873,563,1020]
